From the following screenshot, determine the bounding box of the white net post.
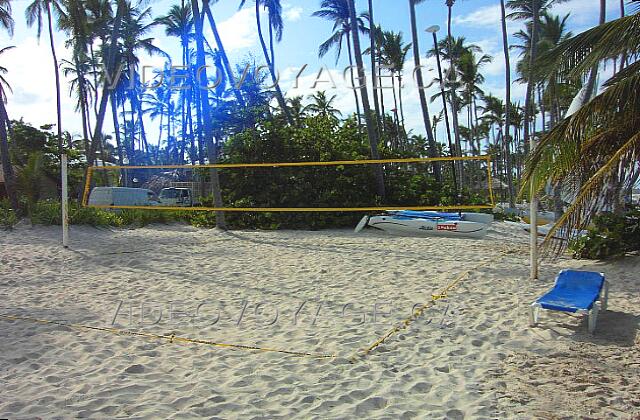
[530,141,538,280]
[61,153,69,248]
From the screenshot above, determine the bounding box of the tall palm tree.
[507,0,567,154]
[156,3,193,164]
[367,0,381,133]
[524,7,640,250]
[444,0,464,166]
[312,0,363,124]
[347,0,385,198]
[500,0,515,206]
[0,44,18,210]
[457,50,492,155]
[409,0,441,180]
[204,0,245,107]
[26,0,64,158]
[90,0,126,167]
[192,0,226,229]
[239,0,292,124]
[304,91,342,120]
[378,30,411,134]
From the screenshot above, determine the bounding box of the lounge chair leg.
[601,280,609,311]
[529,304,539,327]
[588,303,599,334]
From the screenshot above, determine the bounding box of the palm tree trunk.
[90,0,125,165]
[523,1,540,156]
[255,1,292,125]
[193,0,226,229]
[398,74,406,134]
[203,2,245,107]
[346,32,361,127]
[391,74,400,134]
[447,3,463,164]
[0,99,18,210]
[584,0,606,99]
[409,0,441,181]
[46,4,62,158]
[500,0,515,207]
[269,16,275,68]
[109,92,124,165]
[368,0,381,134]
[348,0,385,198]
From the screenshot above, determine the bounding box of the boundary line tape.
[0,314,336,359]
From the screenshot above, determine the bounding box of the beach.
[0,222,638,418]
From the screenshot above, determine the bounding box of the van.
[159,187,194,207]
[88,187,160,207]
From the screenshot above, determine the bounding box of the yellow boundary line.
[353,248,518,360]
[89,156,492,170]
[83,156,496,212]
[0,314,336,359]
[86,204,495,212]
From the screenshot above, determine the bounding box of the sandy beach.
[0,222,638,418]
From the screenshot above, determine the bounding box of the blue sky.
[0,0,620,146]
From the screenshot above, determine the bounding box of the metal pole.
[61,153,69,248]
[530,138,538,280]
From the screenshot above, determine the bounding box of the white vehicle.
[158,187,194,207]
[355,211,491,239]
[88,187,160,207]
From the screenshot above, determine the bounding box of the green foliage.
[0,199,18,229]
[214,115,463,229]
[569,209,640,259]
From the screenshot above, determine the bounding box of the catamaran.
[354,210,493,238]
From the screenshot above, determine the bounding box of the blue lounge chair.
[530,270,609,334]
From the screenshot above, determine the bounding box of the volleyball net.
[82,156,495,212]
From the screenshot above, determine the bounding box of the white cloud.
[551,0,621,25]
[214,7,261,53]
[284,6,303,22]
[3,37,83,134]
[453,5,502,27]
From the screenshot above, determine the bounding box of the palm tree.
[500,0,515,206]
[347,0,384,198]
[523,8,640,250]
[239,0,292,124]
[305,91,342,120]
[26,0,64,158]
[312,0,363,124]
[378,30,412,142]
[0,44,18,210]
[367,0,381,133]
[444,0,464,166]
[0,0,13,35]
[507,0,567,154]
[90,0,126,167]
[204,0,245,107]
[156,3,193,164]
[457,50,492,155]
[192,0,226,229]
[409,0,441,180]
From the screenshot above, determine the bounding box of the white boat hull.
[364,215,488,238]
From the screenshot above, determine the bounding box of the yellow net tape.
[0,314,336,359]
[352,247,521,360]
[83,156,496,212]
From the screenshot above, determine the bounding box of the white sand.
[0,222,638,418]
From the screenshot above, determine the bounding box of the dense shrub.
[0,199,18,229]
[570,209,640,259]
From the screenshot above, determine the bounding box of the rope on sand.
[352,247,522,361]
[0,314,336,359]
